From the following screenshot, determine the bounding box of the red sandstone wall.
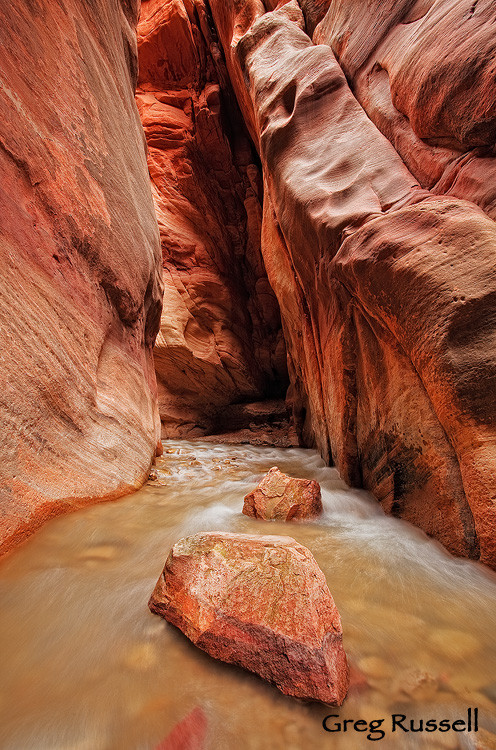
[6,0,492,566]
[0,0,163,554]
[136,0,288,438]
[314,0,496,218]
[204,0,496,567]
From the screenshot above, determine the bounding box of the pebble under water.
[0,441,495,750]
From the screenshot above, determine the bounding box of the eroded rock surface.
[149,531,349,704]
[137,0,288,439]
[243,467,322,520]
[203,0,496,568]
[313,0,496,219]
[191,400,298,447]
[0,0,163,554]
[133,0,496,567]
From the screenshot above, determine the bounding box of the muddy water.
[0,441,495,750]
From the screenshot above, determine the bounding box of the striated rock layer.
[149,532,349,705]
[137,0,288,439]
[197,0,496,568]
[0,0,163,554]
[313,0,496,219]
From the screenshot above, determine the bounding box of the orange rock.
[136,0,288,439]
[243,467,322,520]
[149,532,349,705]
[0,0,163,555]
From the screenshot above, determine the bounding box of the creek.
[0,441,495,749]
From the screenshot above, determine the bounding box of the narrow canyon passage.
[0,442,495,750]
[137,0,496,569]
[1,0,496,747]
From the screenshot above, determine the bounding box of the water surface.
[0,441,495,749]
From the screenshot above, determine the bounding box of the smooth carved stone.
[314,0,496,215]
[0,0,163,556]
[149,532,349,705]
[207,0,496,568]
[243,467,323,520]
[138,0,496,568]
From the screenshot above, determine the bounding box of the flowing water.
[0,441,495,750]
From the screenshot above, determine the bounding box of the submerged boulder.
[243,467,323,520]
[153,707,207,750]
[149,532,349,705]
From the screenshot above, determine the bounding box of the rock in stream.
[149,531,349,705]
[243,467,323,521]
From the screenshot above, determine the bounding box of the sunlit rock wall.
[0,0,163,554]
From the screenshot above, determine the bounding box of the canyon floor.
[0,441,495,750]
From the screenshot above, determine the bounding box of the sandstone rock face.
[0,0,163,554]
[149,532,349,705]
[7,0,495,569]
[192,399,298,448]
[204,0,496,568]
[243,467,322,520]
[314,0,496,218]
[136,0,288,439]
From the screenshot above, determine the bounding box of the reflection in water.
[0,441,495,749]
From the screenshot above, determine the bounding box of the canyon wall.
[3,0,492,566]
[137,0,288,438]
[0,0,163,554]
[141,0,496,567]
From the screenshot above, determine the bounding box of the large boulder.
[243,466,323,520]
[149,532,349,705]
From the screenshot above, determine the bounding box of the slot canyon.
[135,0,496,569]
[1,1,496,748]
[4,0,494,565]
